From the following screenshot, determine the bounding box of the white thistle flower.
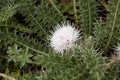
[116,46,120,60]
[116,46,120,51]
[50,22,79,53]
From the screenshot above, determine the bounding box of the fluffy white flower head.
[116,46,120,60]
[116,46,120,51]
[50,23,79,53]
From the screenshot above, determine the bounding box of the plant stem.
[29,13,48,36]
[73,0,78,26]
[49,0,66,20]
[88,0,92,36]
[9,35,46,54]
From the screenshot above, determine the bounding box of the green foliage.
[7,44,33,68]
[94,19,109,51]
[0,0,120,80]
[33,44,106,80]
[94,0,120,52]
[0,5,16,22]
[80,0,98,37]
[103,0,120,51]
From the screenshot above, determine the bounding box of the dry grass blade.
[0,73,16,80]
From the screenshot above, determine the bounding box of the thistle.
[116,46,120,60]
[50,22,79,53]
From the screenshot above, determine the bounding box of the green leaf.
[7,44,33,68]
